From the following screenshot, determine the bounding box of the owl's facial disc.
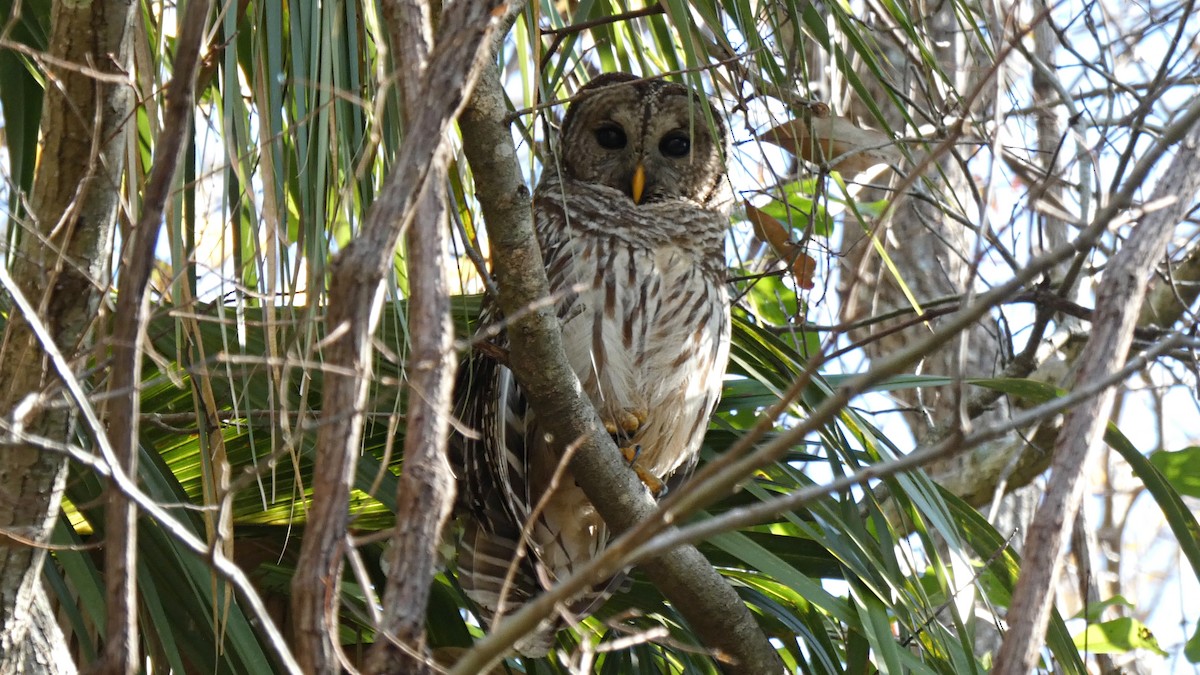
[558,74,729,209]
[580,118,700,204]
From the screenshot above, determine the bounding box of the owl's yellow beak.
[631,163,646,204]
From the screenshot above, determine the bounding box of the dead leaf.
[760,115,901,175]
[789,249,816,291]
[745,201,816,290]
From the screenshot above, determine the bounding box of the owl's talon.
[621,408,648,435]
[604,407,648,438]
[621,444,665,496]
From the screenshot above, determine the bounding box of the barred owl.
[455,73,732,657]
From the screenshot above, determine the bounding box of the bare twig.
[539,5,665,68]
[96,1,213,669]
[507,52,760,122]
[993,94,1200,675]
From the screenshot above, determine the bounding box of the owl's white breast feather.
[534,179,731,480]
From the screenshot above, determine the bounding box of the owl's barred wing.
[452,311,624,657]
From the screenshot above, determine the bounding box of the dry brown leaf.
[789,249,816,291]
[744,201,816,290]
[760,115,901,174]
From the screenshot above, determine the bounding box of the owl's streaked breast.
[533,179,731,480]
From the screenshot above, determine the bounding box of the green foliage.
[0,0,48,227]
[1150,446,1200,498]
[754,179,836,237]
[1073,617,1167,657]
[5,0,1195,672]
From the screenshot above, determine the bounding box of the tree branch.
[364,1,460,673]
[97,0,212,669]
[456,38,784,675]
[993,99,1200,675]
[289,1,504,672]
[0,0,137,670]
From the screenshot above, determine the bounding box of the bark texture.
[363,1,461,672]
[0,0,136,671]
[289,1,503,672]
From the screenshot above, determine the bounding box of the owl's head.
[554,73,730,210]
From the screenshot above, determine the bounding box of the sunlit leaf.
[1072,617,1167,656]
[1149,446,1200,498]
[755,179,834,237]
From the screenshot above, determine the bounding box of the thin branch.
[507,51,760,122]
[0,37,134,86]
[539,5,665,68]
[993,97,1200,675]
[97,0,212,669]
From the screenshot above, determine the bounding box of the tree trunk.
[0,0,137,671]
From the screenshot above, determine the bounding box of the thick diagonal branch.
[362,1,463,673]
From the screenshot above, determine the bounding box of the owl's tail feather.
[459,520,636,658]
[458,521,562,657]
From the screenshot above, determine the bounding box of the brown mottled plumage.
[455,73,732,657]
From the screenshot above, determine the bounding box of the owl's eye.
[594,125,627,150]
[659,131,691,158]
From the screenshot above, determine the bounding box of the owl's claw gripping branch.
[601,407,661,493]
[602,407,648,438]
[622,445,666,496]
[620,444,666,497]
